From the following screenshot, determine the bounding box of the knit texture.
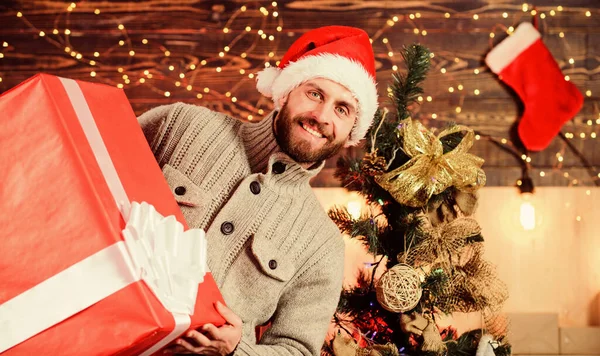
[138,103,345,356]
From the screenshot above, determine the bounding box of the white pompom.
[256,67,280,98]
[476,334,496,356]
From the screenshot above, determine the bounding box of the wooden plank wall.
[1,0,599,187]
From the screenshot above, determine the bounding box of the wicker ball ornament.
[376,264,423,312]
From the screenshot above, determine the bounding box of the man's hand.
[164,301,242,355]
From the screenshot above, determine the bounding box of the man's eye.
[309,91,321,99]
[336,107,348,116]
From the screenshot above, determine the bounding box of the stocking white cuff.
[485,22,540,74]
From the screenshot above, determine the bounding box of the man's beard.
[274,102,346,164]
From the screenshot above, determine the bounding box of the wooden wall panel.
[1,0,599,187]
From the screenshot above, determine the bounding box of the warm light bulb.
[347,201,362,220]
[520,193,536,231]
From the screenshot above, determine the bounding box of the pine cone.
[361,150,387,176]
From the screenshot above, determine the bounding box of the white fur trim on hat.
[256,67,280,98]
[485,22,540,74]
[256,54,378,146]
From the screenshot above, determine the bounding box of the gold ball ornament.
[376,264,423,312]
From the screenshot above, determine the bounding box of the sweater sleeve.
[234,234,345,356]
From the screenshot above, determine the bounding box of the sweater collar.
[240,111,325,189]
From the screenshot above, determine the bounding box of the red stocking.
[485,22,583,151]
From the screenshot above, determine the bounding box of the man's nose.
[309,103,332,125]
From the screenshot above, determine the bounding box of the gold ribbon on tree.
[375,118,486,207]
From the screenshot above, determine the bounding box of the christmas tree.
[323,45,511,356]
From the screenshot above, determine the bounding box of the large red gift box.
[0,74,225,355]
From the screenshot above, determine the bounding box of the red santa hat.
[256,26,378,146]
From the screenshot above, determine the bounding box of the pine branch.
[391,45,431,121]
[328,206,383,255]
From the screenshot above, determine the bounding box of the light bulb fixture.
[518,173,535,231]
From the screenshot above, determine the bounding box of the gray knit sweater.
[138,103,345,356]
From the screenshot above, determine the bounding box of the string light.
[444,13,450,18]
[473,14,479,20]
[550,10,556,16]
[142,39,148,44]
[585,11,591,17]
[441,68,447,74]
[502,12,508,18]
[94,9,100,15]
[586,90,592,96]
[559,32,565,38]
[540,13,546,19]
[569,58,575,64]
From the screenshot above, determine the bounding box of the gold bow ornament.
[375,118,486,207]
